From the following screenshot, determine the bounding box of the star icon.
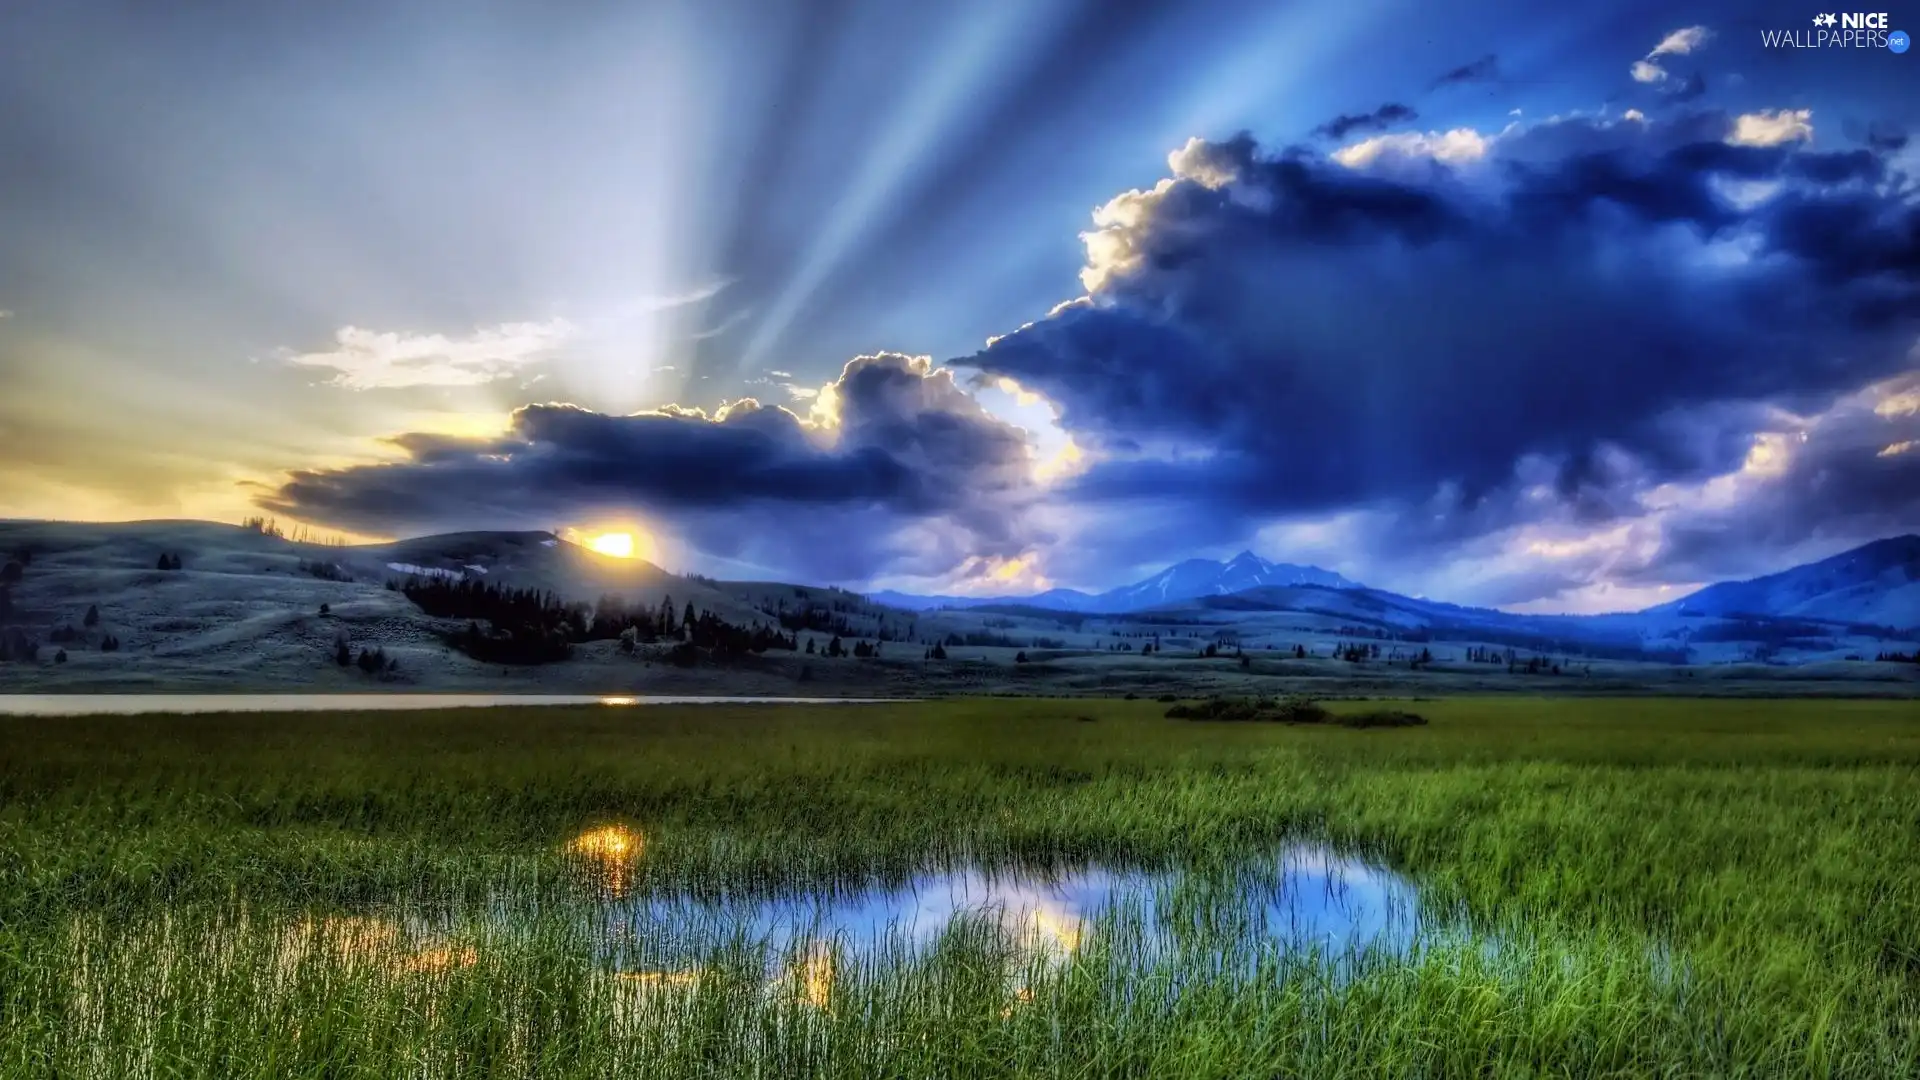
[1815,13,1837,26]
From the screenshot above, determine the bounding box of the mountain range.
[875,537,1920,631]
[1644,535,1920,628]
[872,551,1362,614]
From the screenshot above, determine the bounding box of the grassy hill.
[1,519,1916,697]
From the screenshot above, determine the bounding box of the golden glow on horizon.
[588,532,636,558]
[572,526,660,563]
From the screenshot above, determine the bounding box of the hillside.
[1,520,1916,694]
[1648,535,1920,630]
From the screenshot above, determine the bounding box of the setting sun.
[587,532,636,559]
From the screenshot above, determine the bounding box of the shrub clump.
[1166,696,1426,728]
[1341,709,1429,728]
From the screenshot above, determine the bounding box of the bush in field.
[1342,709,1430,728]
[1164,696,1421,728]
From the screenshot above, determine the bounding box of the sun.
[587,532,636,559]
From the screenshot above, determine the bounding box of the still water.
[598,848,1425,975]
[311,838,1428,1003]
[550,828,1427,989]
[0,694,889,716]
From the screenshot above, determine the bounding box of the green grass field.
[3,697,1918,1078]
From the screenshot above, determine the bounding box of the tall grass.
[2,696,1918,1077]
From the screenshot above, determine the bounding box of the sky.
[0,0,1916,613]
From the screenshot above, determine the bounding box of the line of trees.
[393,576,800,665]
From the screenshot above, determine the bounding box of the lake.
[0,694,892,716]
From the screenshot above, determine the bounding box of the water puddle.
[562,825,1426,998]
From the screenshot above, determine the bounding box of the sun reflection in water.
[615,969,701,988]
[791,941,837,1006]
[1019,907,1084,957]
[567,824,646,895]
[599,696,638,706]
[281,914,477,978]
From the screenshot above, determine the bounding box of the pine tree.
[84,604,100,628]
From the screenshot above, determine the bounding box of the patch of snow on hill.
[386,562,462,580]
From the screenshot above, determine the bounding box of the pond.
[0,694,893,716]
[593,845,1426,979]
[262,836,1431,1013]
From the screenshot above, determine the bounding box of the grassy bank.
[2,697,1918,1077]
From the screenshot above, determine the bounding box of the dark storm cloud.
[1430,54,1499,88]
[957,113,1920,590]
[1313,103,1418,141]
[257,353,1045,581]
[1865,121,1909,155]
[1623,375,1920,586]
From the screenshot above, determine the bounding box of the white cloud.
[1650,25,1712,57]
[1631,25,1710,84]
[1331,128,1491,169]
[283,319,573,391]
[1727,109,1814,147]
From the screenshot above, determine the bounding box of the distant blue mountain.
[872,536,1920,654]
[1645,534,1920,629]
[873,551,1361,614]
